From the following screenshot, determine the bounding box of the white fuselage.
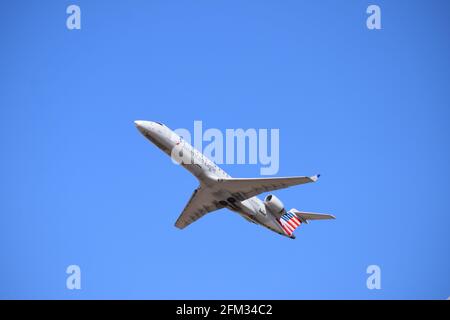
[135,121,288,237]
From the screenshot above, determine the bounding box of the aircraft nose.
[134,120,146,128]
[134,120,155,131]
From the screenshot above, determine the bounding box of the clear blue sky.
[1,0,449,299]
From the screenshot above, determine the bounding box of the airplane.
[134,120,335,239]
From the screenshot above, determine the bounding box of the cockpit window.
[155,122,164,126]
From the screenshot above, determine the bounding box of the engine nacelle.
[264,194,285,216]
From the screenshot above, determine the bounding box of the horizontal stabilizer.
[278,209,335,237]
[289,208,335,224]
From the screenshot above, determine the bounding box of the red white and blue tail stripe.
[278,211,302,237]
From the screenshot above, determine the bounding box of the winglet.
[311,174,321,182]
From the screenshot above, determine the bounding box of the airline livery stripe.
[287,220,298,229]
[287,223,295,232]
[282,226,292,235]
[282,221,294,232]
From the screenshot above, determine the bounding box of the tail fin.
[278,211,302,237]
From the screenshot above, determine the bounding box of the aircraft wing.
[175,187,224,229]
[216,175,320,201]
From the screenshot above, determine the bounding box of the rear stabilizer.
[289,208,335,224]
[278,209,335,237]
